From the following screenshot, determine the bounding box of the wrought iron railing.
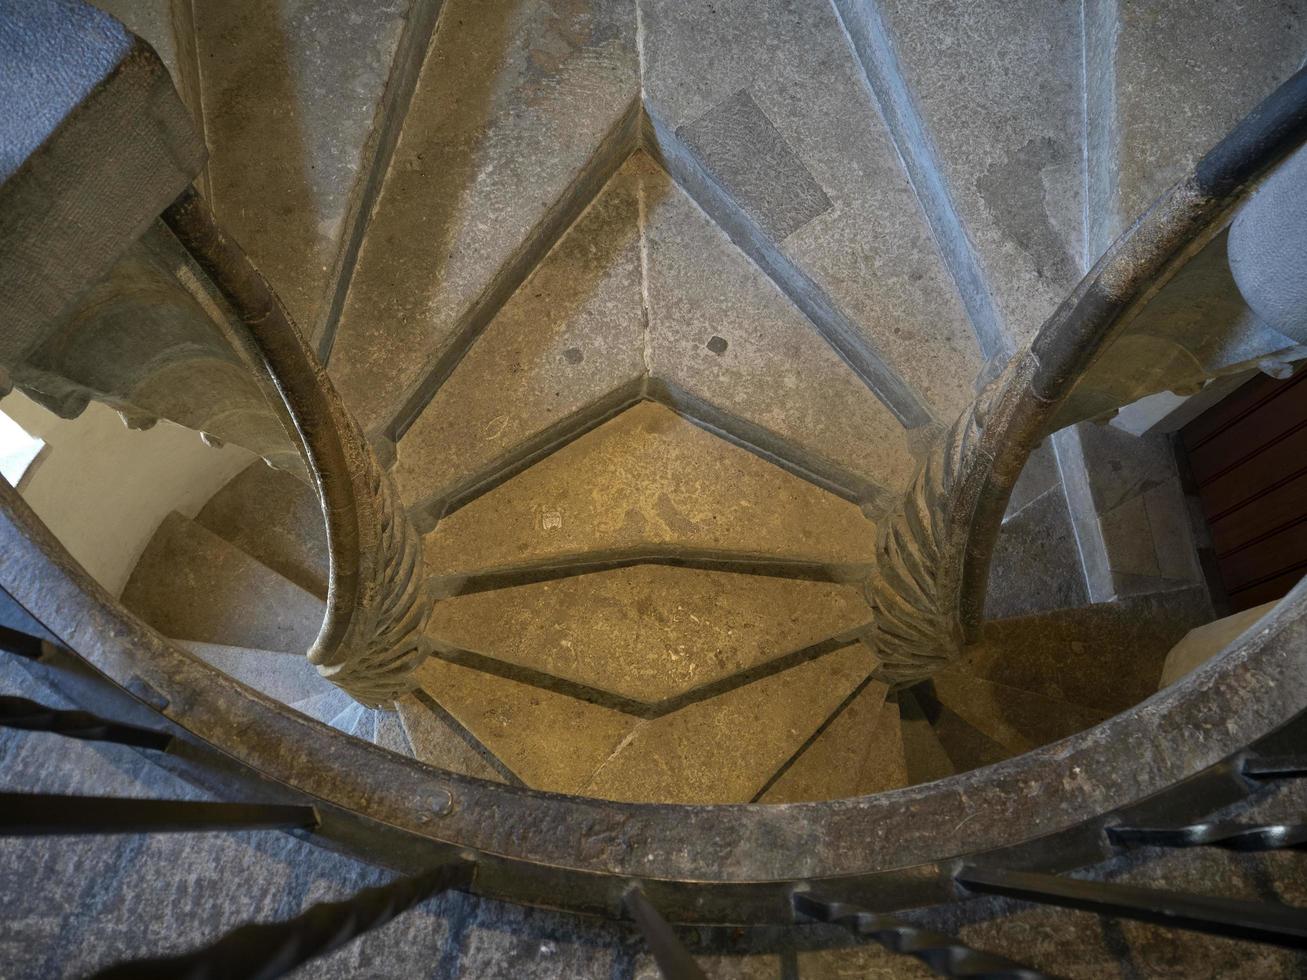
[4,621,1307,977]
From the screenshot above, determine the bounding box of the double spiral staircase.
[3,0,1307,975]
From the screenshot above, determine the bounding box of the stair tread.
[291,688,353,726]
[642,0,982,421]
[759,681,903,803]
[122,512,325,654]
[581,643,876,804]
[969,586,1213,714]
[192,0,413,335]
[372,710,415,758]
[194,462,329,600]
[427,564,871,706]
[985,482,1089,620]
[328,0,640,435]
[422,402,878,582]
[170,639,332,706]
[897,690,956,786]
[929,669,1109,756]
[393,694,507,783]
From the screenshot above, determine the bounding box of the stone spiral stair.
[94,0,1307,808]
[119,457,1208,804]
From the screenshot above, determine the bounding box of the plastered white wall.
[1,391,255,597]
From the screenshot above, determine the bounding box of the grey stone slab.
[414,657,636,794]
[759,681,902,803]
[965,586,1214,715]
[328,701,365,735]
[393,152,646,516]
[329,0,640,434]
[641,154,920,505]
[675,89,831,242]
[641,0,984,423]
[427,564,870,706]
[172,639,333,706]
[1159,600,1279,687]
[393,692,508,783]
[582,643,876,804]
[1086,0,1307,257]
[194,461,330,599]
[193,0,411,333]
[896,690,955,786]
[930,670,1109,755]
[870,0,1084,349]
[121,511,325,654]
[1004,440,1060,519]
[373,708,414,757]
[422,402,880,582]
[984,485,1089,620]
[291,687,353,725]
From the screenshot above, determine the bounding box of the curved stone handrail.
[161,189,431,705]
[869,62,1307,684]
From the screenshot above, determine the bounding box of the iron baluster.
[91,859,475,980]
[1108,821,1307,851]
[0,793,318,836]
[0,624,48,661]
[956,867,1307,950]
[792,891,1058,979]
[1243,756,1307,780]
[624,887,708,980]
[0,695,172,750]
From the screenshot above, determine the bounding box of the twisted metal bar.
[793,891,1058,979]
[1244,756,1307,780]
[0,793,318,836]
[91,859,474,980]
[1109,821,1307,851]
[624,887,707,980]
[0,695,171,749]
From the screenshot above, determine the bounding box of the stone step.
[189,0,421,341]
[966,586,1214,715]
[393,693,509,783]
[984,474,1088,621]
[170,639,331,706]
[911,687,1013,775]
[426,564,871,711]
[122,512,325,654]
[193,462,329,600]
[896,690,955,786]
[327,0,640,437]
[422,401,879,587]
[393,151,920,520]
[928,670,1109,757]
[289,687,353,726]
[372,709,415,758]
[640,0,984,423]
[848,0,1085,354]
[327,701,367,737]
[410,642,876,802]
[758,680,906,803]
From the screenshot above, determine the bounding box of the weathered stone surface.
[393,154,646,516]
[871,0,1084,348]
[581,643,875,804]
[1086,0,1307,255]
[930,670,1108,755]
[967,587,1213,714]
[422,402,878,582]
[759,681,902,803]
[984,484,1088,620]
[122,512,324,654]
[329,0,639,434]
[641,155,919,503]
[194,0,411,332]
[394,692,506,782]
[172,639,329,706]
[427,565,870,705]
[641,0,984,421]
[413,658,635,793]
[290,687,352,725]
[897,691,956,786]
[372,709,414,757]
[1159,600,1279,687]
[195,461,329,599]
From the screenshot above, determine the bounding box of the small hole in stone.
[562,347,584,365]
[706,336,728,355]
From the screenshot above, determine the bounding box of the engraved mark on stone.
[562,347,584,364]
[677,89,832,242]
[706,335,729,355]
[542,509,563,531]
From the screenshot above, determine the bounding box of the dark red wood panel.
[1183,369,1307,613]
